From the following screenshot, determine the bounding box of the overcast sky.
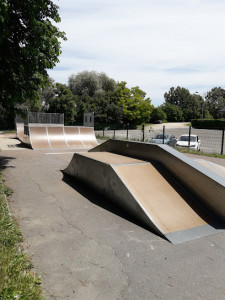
[48,0,225,106]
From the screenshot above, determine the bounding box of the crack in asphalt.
[28,176,130,299]
[59,206,130,298]
[30,177,58,202]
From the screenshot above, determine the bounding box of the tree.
[150,107,167,123]
[164,86,202,121]
[205,87,225,119]
[44,83,77,125]
[160,103,184,122]
[117,82,154,125]
[0,0,66,119]
[68,71,116,97]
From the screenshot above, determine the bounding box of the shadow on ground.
[0,155,16,169]
[62,173,157,236]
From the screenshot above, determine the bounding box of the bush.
[191,119,225,129]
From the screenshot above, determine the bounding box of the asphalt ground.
[1,135,225,300]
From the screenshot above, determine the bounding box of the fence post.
[113,127,116,139]
[163,125,165,144]
[127,123,129,140]
[188,126,192,148]
[103,125,105,138]
[142,124,145,142]
[221,128,225,155]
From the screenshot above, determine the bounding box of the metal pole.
[142,124,145,142]
[114,127,115,139]
[127,123,129,140]
[221,128,225,155]
[163,125,165,144]
[188,126,191,148]
[103,126,105,138]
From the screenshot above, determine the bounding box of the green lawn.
[0,171,43,299]
[175,147,225,159]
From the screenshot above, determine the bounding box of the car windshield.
[179,136,197,142]
[155,134,169,139]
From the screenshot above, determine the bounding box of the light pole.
[195,92,205,119]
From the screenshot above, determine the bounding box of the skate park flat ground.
[1,138,225,299]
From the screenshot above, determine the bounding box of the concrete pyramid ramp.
[63,151,223,244]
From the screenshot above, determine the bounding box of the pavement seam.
[59,206,130,299]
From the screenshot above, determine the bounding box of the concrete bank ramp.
[63,149,225,244]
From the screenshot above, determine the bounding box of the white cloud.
[48,0,225,106]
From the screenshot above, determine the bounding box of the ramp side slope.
[90,139,225,223]
[28,126,98,150]
[63,151,224,244]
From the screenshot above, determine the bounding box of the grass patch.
[96,135,110,140]
[0,130,16,134]
[0,172,43,299]
[175,147,225,159]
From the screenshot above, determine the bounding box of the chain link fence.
[95,124,225,155]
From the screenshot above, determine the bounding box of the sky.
[48,0,225,106]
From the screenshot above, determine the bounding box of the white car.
[176,134,201,151]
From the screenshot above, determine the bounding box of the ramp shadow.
[62,173,157,235]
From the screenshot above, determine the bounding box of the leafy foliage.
[43,83,77,125]
[150,107,167,122]
[117,82,154,125]
[160,102,184,122]
[205,87,225,119]
[68,71,116,97]
[0,0,66,118]
[164,86,203,121]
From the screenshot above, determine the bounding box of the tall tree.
[68,71,116,97]
[205,87,225,119]
[164,86,202,121]
[117,82,153,125]
[44,83,77,125]
[0,0,66,118]
[160,103,184,122]
[150,107,167,123]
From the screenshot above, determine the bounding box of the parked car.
[151,134,177,146]
[176,134,201,151]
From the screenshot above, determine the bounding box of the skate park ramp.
[16,125,98,150]
[16,123,25,142]
[194,159,225,179]
[63,140,225,244]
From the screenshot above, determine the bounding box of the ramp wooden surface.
[16,123,24,141]
[79,127,99,148]
[64,151,222,244]
[47,127,68,149]
[27,126,98,150]
[114,163,207,234]
[29,126,51,149]
[64,127,84,149]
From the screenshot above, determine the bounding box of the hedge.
[191,119,225,129]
